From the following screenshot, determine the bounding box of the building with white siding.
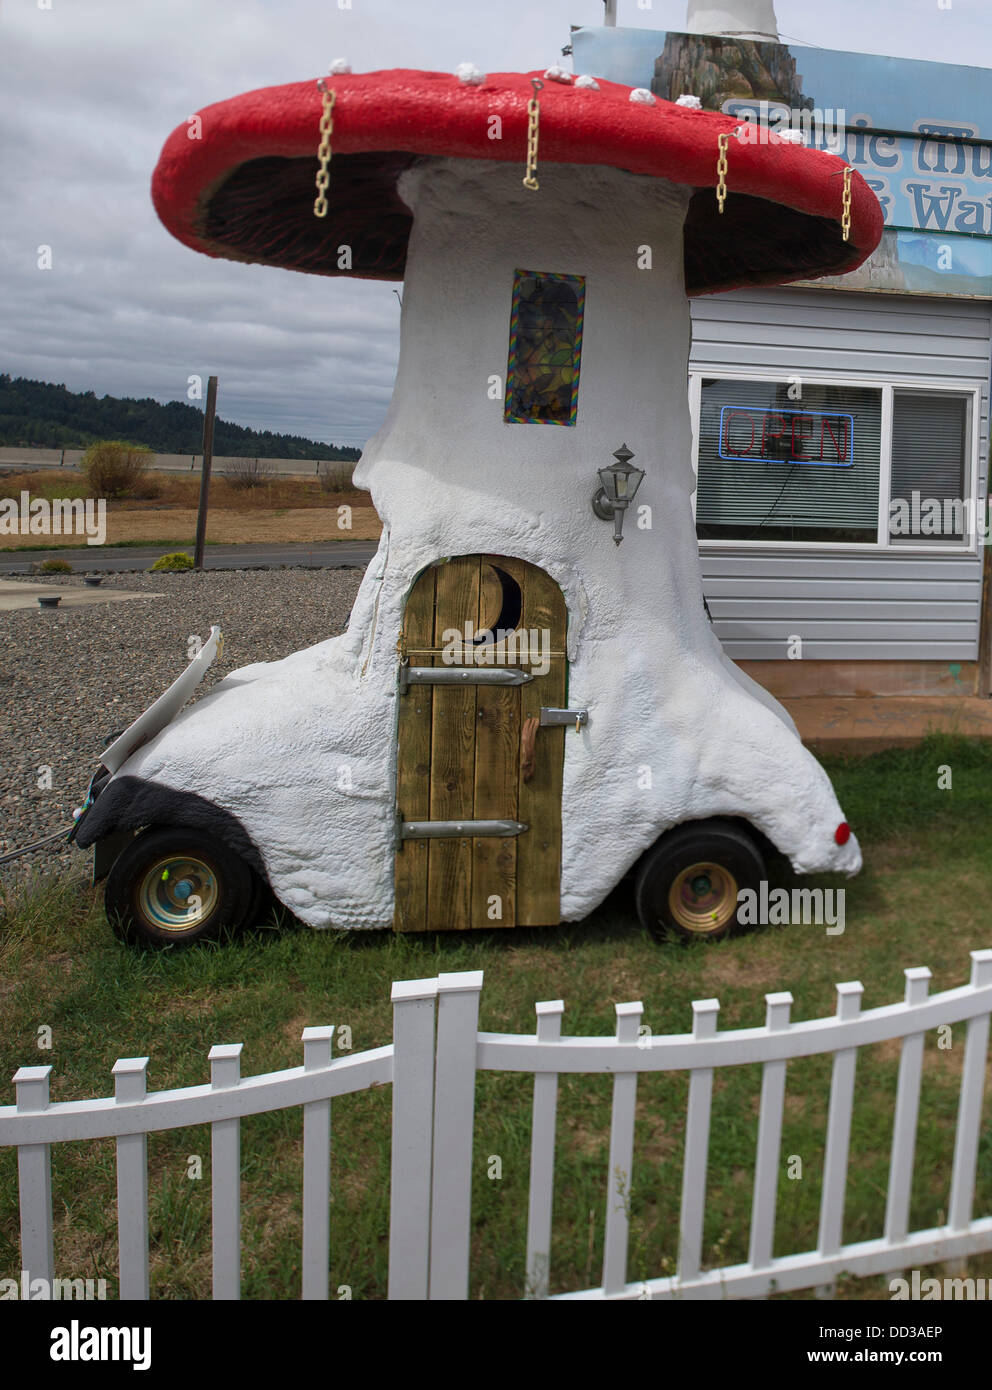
[574,8,992,698]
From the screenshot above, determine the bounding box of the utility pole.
[193,375,218,571]
[980,500,992,697]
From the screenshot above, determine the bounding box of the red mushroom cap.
[151,68,884,295]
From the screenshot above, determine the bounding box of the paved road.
[0,540,379,574]
[0,452,347,479]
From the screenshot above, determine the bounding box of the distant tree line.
[0,375,361,460]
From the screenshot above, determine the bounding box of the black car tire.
[105,826,257,948]
[634,818,766,943]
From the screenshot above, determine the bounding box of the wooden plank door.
[393,554,568,932]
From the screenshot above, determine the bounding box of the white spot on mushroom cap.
[328,58,352,75]
[455,62,485,86]
[776,128,806,145]
[676,93,702,109]
[544,65,572,84]
[575,74,600,90]
[629,88,656,106]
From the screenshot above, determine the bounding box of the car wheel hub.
[138,856,218,932]
[668,861,738,935]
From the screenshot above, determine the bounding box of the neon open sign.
[718,407,855,467]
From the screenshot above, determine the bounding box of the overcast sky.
[2,0,992,448]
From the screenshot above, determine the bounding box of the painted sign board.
[571,26,992,296]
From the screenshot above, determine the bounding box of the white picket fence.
[2,951,991,1300]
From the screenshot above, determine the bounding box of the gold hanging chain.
[716,132,730,214]
[715,130,745,214]
[313,81,336,219]
[716,131,844,237]
[523,77,543,191]
[841,164,853,242]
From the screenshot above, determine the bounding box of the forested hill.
[0,375,361,460]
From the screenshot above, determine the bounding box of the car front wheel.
[105,826,258,948]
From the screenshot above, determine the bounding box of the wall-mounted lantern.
[591,443,645,545]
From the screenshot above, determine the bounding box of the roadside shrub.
[39,558,73,574]
[125,471,163,500]
[149,551,194,572]
[80,441,154,498]
[226,457,274,490]
[317,461,353,494]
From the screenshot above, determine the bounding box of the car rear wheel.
[105,826,258,948]
[634,818,765,942]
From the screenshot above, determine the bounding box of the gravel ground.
[0,567,365,888]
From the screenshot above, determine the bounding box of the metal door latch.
[395,814,528,849]
[539,707,588,731]
[398,659,534,694]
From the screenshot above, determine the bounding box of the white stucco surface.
[113,157,860,929]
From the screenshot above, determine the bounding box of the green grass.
[15,478,92,504]
[1,734,990,1300]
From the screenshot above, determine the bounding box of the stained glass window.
[504,270,585,426]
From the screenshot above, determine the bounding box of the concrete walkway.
[0,580,165,611]
[784,695,992,754]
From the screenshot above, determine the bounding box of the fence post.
[14,1066,54,1290]
[749,992,793,1272]
[678,998,720,1286]
[209,1043,243,1300]
[816,980,863,1297]
[301,1026,334,1301]
[389,978,439,1300]
[602,1000,643,1297]
[525,999,564,1300]
[884,968,931,1251]
[113,1057,150,1300]
[948,950,992,1233]
[429,971,484,1300]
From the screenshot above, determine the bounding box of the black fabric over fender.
[74,775,267,878]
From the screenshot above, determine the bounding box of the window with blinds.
[889,391,968,543]
[695,379,882,543]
